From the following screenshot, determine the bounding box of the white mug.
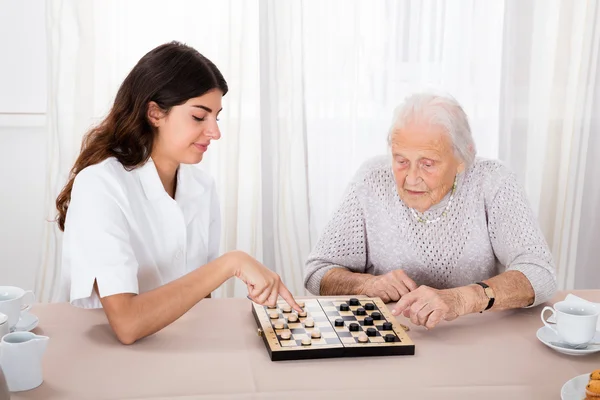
[541,300,599,345]
[0,287,35,331]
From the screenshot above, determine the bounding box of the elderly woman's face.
[391,121,464,213]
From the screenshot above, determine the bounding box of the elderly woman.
[304,92,557,329]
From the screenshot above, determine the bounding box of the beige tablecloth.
[10,290,600,400]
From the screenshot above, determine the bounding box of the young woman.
[56,41,301,344]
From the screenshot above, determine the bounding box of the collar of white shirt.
[137,157,206,226]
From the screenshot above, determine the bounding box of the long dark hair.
[55,41,228,231]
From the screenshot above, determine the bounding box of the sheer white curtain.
[500,0,600,290]
[37,0,599,302]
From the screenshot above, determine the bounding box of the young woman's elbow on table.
[99,292,144,345]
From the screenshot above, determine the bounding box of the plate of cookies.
[561,369,600,399]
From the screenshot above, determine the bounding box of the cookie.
[591,370,600,380]
[586,379,600,398]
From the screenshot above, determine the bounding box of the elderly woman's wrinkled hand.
[390,286,471,329]
[359,270,418,303]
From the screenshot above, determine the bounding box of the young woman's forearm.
[99,253,236,344]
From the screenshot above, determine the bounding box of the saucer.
[561,373,588,399]
[537,326,600,356]
[13,312,39,332]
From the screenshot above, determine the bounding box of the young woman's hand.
[227,251,302,312]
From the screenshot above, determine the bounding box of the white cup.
[0,287,35,331]
[541,300,599,345]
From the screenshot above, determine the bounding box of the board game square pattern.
[252,296,415,361]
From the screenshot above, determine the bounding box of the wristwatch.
[475,282,495,311]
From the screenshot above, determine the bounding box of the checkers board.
[252,296,415,361]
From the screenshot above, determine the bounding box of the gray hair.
[387,92,476,168]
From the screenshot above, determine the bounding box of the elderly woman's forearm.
[464,270,536,313]
[320,268,372,296]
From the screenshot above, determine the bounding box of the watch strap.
[475,281,495,311]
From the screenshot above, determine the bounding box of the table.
[10,290,600,400]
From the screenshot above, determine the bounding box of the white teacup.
[541,300,599,346]
[0,287,35,331]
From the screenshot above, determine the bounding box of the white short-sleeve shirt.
[56,157,221,309]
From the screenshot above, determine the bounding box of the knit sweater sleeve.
[487,169,557,307]
[304,179,369,295]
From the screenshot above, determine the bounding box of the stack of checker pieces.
[252,296,415,361]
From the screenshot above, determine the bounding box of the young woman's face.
[150,89,223,165]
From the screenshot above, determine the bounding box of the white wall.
[0,0,47,291]
[574,58,600,290]
[0,0,46,113]
[0,126,46,290]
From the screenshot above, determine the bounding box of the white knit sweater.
[304,155,557,307]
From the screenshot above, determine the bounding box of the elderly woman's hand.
[359,270,418,303]
[390,286,473,329]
